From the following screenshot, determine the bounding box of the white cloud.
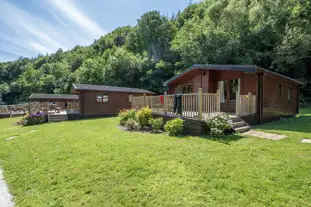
[47,0,106,38]
[0,34,34,55]
[0,0,106,60]
[0,1,70,55]
[0,46,22,57]
[28,42,54,54]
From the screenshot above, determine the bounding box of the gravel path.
[0,169,14,207]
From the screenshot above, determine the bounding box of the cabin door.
[218,79,240,113]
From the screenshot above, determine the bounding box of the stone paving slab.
[6,136,16,141]
[301,139,311,143]
[242,130,287,140]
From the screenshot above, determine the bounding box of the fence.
[0,104,28,114]
[236,92,256,116]
[29,101,80,114]
[132,88,221,120]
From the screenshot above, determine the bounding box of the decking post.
[236,79,241,116]
[217,90,221,113]
[248,92,252,115]
[164,92,168,115]
[143,93,146,107]
[198,88,203,120]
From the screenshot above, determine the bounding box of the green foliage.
[148,117,164,131]
[2,0,311,103]
[164,118,184,136]
[124,118,141,131]
[204,113,233,136]
[118,109,137,126]
[136,106,152,127]
[17,112,46,126]
[2,109,311,205]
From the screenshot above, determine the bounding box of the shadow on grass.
[199,134,244,144]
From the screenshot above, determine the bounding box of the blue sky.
[0,0,198,62]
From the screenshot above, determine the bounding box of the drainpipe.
[200,69,203,88]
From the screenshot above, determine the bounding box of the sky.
[0,0,198,62]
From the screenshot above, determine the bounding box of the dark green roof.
[72,84,155,94]
[163,64,302,86]
[29,93,79,101]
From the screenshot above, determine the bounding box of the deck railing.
[0,104,28,114]
[131,88,221,120]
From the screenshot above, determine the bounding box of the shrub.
[17,112,46,126]
[149,117,164,131]
[164,118,184,136]
[136,106,152,127]
[124,118,141,131]
[204,113,233,136]
[118,109,137,126]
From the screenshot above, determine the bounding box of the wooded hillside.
[1,0,311,104]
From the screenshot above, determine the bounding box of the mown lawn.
[1,109,311,206]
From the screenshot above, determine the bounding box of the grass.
[0,110,311,206]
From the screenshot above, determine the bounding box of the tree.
[137,11,173,61]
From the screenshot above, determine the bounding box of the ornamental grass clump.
[136,106,152,127]
[164,118,184,136]
[118,109,137,126]
[204,113,233,136]
[149,117,164,131]
[124,118,141,131]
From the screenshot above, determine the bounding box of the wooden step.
[48,115,68,123]
[234,126,251,133]
[233,121,246,128]
[230,115,241,122]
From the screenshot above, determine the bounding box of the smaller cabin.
[29,93,80,113]
[71,84,154,118]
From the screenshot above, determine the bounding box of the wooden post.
[129,94,133,108]
[236,79,241,115]
[164,92,168,115]
[143,93,146,107]
[248,92,252,115]
[198,88,203,120]
[28,101,31,114]
[150,96,153,110]
[217,90,221,112]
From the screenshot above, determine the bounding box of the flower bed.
[17,112,47,126]
[118,107,184,136]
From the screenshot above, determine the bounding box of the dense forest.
[1,0,311,104]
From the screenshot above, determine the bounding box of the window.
[182,85,192,93]
[288,88,292,103]
[279,84,282,99]
[176,84,192,94]
[97,93,108,103]
[230,79,238,101]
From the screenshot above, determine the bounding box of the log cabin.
[163,64,302,124]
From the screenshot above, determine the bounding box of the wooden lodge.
[132,64,301,126]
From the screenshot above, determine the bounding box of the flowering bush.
[118,109,137,126]
[124,118,141,131]
[164,118,184,136]
[149,117,164,131]
[204,113,233,136]
[136,106,152,127]
[17,112,46,126]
